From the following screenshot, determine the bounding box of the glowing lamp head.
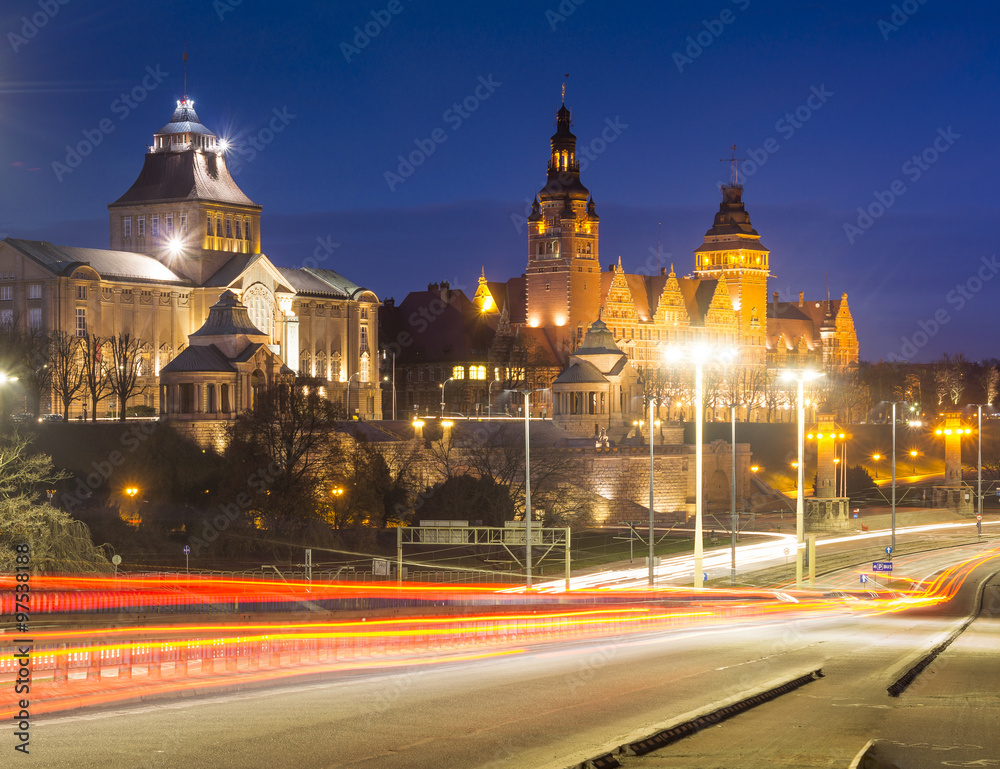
[873,454,881,461]
[441,420,454,428]
[166,237,184,257]
[217,138,230,153]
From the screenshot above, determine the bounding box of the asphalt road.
[19,542,1000,769]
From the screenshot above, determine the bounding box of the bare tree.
[935,354,968,406]
[980,363,999,406]
[105,332,148,420]
[50,331,85,421]
[80,334,111,422]
[0,319,51,417]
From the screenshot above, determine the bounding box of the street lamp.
[439,377,454,418]
[729,401,739,586]
[511,387,548,589]
[487,379,499,419]
[665,343,737,588]
[872,453,881,479]
[910,449,918,474]
[781,368,824,589]
[382,350,396,420]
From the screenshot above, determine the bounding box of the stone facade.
[0,95,380,419]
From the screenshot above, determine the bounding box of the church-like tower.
[107,96,262,284]
[693,182,770,361]
[525,95,601,346]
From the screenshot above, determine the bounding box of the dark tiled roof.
[160,344,235,373]
[554,359,607,384]
[2,238,192,284]
[191,290,266,338]
[110,150,259,208]
[202,253,259,287]
[278,267,351,298]
[303,268,372,300]
[385,288,497,364]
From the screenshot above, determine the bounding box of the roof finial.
[720,143,745,187]
[183,43,189,102]
[562,73,568,104]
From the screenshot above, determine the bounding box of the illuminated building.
[0,94,380,419]
[475,97,862,375]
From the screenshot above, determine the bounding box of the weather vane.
[720,143,745,187]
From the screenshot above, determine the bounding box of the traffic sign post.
[872,561,893,572]
[183,545,190,575]
[860,574,868,584]
[783,547,790,565]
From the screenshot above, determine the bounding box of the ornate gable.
[602,260,638,323]
[703,273,737,330]
[652,265,690,327]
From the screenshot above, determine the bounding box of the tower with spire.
[525,86,601,344]
[692,177,770,362]
[107,52,262,284]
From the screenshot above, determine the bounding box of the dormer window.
[234,219,241,239]
[123,216,132,239]
[225,217,232,239]
[206,215,213,236]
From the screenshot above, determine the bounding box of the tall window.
[28,307,41,330]
[137,216,145,237]
[206,215,213,236]
[245,219,252,241]
[470,365,486,380]
[179,212,187,233]
[123,216,132,239]
[361,306,368,319]
[216,218,222,237]
[75,285,87,300]
[234,219,241,240]
[151,216,159,237]
[0,309,12,326]
[359,352,370,383]
[75,308,86,337]
[28,284,41,300]
[165,214,174,235]
[359,326,369,351]
[225,217,232,238]
[331,353,342,382]
[244,285,273,337]
[452,366,465,380]
[0,285,11,301]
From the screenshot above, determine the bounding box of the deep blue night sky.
[1,0,997,363]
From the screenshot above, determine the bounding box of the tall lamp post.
[666,344,736,588]
[382,350,396,420]
[512,387,547,590]
[439,376,454,418]
[648,399,656,586]
[487,379,498,419]
[781,369,823,588]
[730,401,738,586]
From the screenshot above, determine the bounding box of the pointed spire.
[562,72,568,105]
[669,262,675,276]
[617,255,622,270]
[183,43,189,103]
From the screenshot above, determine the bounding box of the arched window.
[359,352,370,383]
[300,352,312,377]
[243,284,274,339]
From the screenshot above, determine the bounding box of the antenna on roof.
[658,222,661,274]
[183,43,189,102]
[720,144,745,187]
[562,73,569,105]
[825,271,830,301]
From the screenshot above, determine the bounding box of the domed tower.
[525,90,601,346]
[693,178,770,362]
[107,93,263,284]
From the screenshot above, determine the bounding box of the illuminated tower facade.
[107,97,262,284]
[525,97,601,346]
[693,182,769,362]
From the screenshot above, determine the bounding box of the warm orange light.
[872,454,881,461]
[750,465,759,473]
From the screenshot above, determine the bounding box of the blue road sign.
[860,574,868,584]
[853,513,859,519]
[183,545,190,555]
[703,572,708,582]
[885,546,893,555]
[873,561,893,572]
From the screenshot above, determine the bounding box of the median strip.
[570,668,824,768]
